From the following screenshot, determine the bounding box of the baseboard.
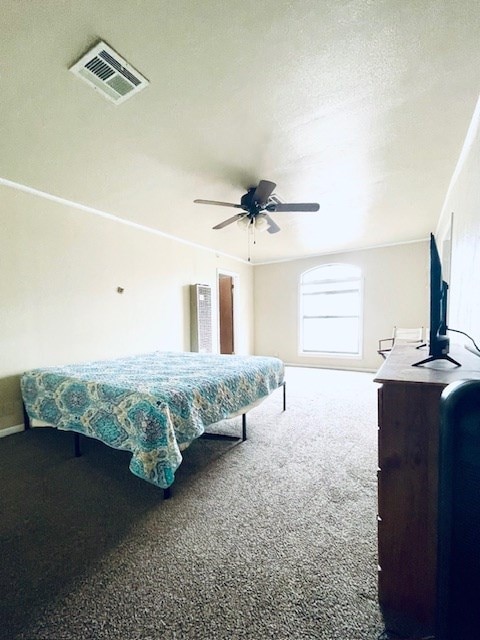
[284,362,377,373]
[0,423,25,438]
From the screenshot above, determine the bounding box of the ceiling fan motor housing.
[240,188,257,210]
[241,187,270,218]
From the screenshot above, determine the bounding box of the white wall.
[436,95,480,348]
[254,241,429,371]
[0,184,254,431]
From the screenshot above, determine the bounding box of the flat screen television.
[413,233,460,367]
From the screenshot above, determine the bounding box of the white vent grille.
[190,284,213,353]
[69,41,149,104]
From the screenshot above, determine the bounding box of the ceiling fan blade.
[264,214,281,234]
[267,202,320,212]
[194,199,243,209]
[252,180,276,206]
[212,214,242,230]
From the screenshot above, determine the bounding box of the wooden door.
[219,274,234,354]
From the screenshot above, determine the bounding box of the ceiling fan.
[194,180,320,234]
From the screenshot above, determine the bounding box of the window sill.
[299,351,362,359]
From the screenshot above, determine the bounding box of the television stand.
[412,353,461,367]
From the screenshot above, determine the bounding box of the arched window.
[299,264,362,356]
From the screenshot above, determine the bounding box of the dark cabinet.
[374,344,480,637]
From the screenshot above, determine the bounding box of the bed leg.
[74,432,82,457]
[163,487,172,500]
[283,381,286,411]
[22,403,31,430]
[242,413,247,441]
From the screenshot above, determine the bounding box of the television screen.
[429,233,449,357]
[413,234,460,367]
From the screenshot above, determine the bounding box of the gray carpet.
[0,366,384,639]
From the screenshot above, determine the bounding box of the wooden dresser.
[374,343,480,636]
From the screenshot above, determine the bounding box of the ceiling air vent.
[69,41,149,105]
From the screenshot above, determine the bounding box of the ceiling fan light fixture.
[237,216,251,229]
[255,214,269,232]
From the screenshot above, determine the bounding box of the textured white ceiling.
[2,0,480,263]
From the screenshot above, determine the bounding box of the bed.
[20,351,285,496]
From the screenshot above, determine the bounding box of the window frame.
[298,263,364,358]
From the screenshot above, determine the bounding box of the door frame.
[217,268,239,354]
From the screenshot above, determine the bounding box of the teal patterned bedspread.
[21,351,284,489]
